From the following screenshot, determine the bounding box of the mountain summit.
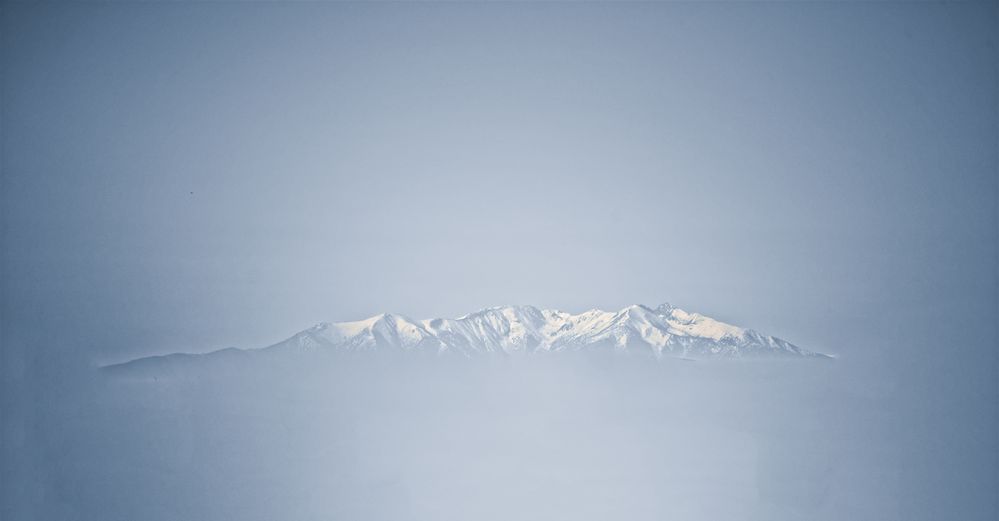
[265,303,826,359]
[107,304,829,374]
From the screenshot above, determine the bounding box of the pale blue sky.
[2,2,995,363]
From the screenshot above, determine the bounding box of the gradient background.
[2,2,997,520]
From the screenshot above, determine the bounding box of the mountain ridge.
[107,303,830,372]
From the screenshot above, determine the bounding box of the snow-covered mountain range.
[274,303,825,358]
[111,304,827,371]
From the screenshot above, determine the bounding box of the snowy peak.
[291,313,440,352]
[270,303,827,359]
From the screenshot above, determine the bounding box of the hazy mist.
[2,2,996,520]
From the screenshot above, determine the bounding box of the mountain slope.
[263,303,827,359]
[106,303,829,375]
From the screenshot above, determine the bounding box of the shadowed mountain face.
[110,303,827,374]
